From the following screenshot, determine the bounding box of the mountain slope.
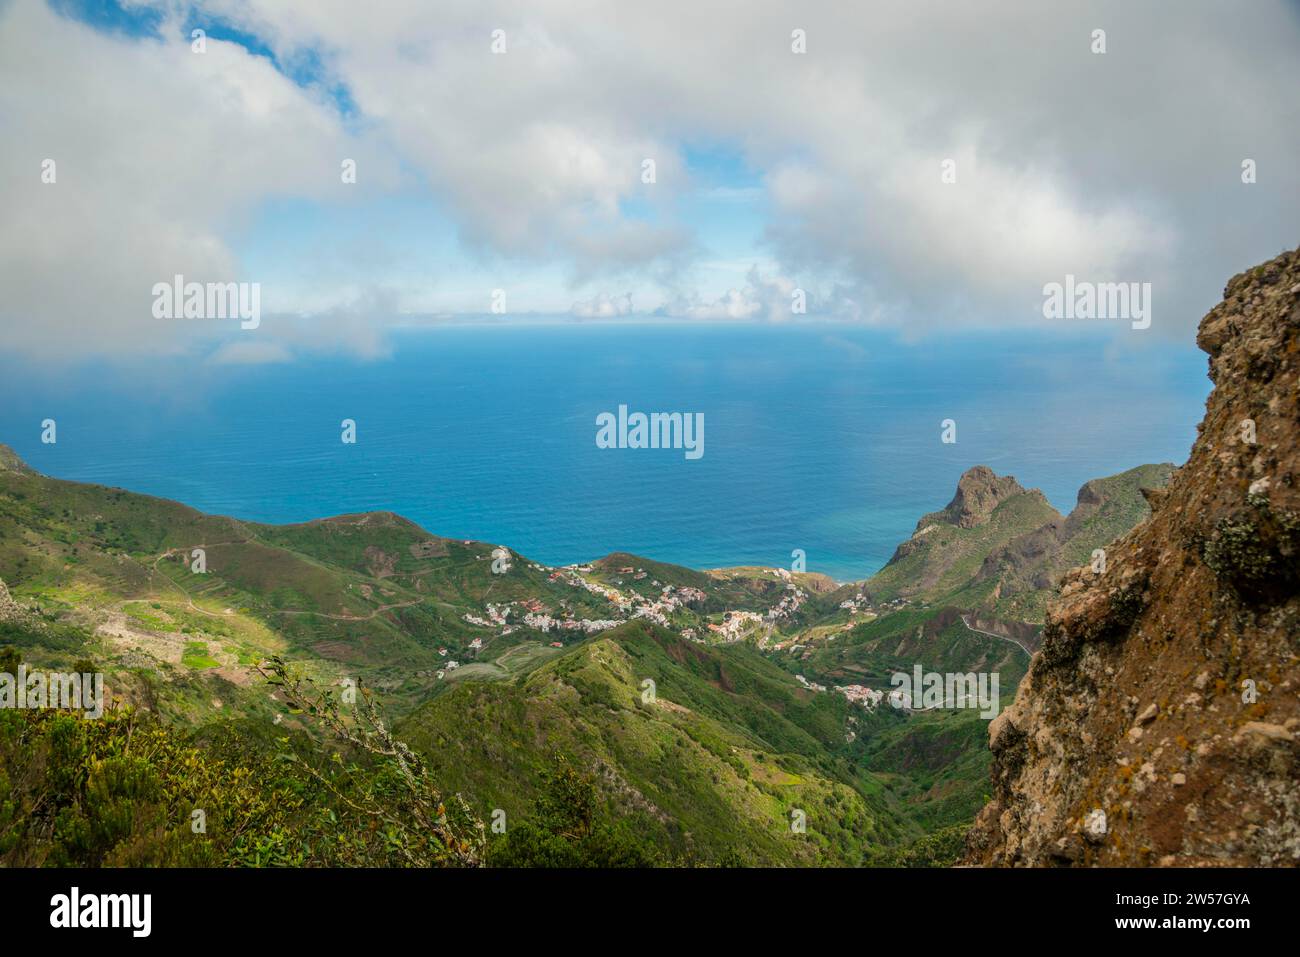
[0,449,919,863]
[773,463,1176,833]
[0,452,807,714]
[864,467,1061,604]
[0,434,1190,865]
[967,247,1300,866]
[958,463,1176,622]
[400,619,910,864]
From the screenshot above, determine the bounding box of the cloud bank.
[1,0,1297,362]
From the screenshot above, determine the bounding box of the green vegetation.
[181,641,220,669]
[402,620,910,865]
[0,445,1173,867]
[487,755,659,867]
[0,663,484,867]
[865,824,971,867]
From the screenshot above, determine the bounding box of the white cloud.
[660,267,807,322]
[0,0,387,361]
[571,292,633,318]
[2,0,1298,363]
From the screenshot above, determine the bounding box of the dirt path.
[270,596,424,621]
[102,532,437,633]
[146,538,429,620]
[144,543,255,617]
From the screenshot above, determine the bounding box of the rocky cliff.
[917,465,1036,530]
[967,248,1300,866]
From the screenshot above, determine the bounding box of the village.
[449,558,922,726]
[453,559,827,665]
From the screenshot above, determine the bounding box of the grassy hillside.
[0,445,1174,867]
[401,620,912,865]
[756,465,1173,832]
[0,447,922,864]
[865,491,1061,603]
[959,463,1175,621]
[0,446,788,715]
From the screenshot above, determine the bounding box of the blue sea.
[0,322,1210,582]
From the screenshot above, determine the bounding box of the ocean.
[0,321,1210,583]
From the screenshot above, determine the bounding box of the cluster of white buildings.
[837,593,907,616]
[456,560,835,660]
[463,602,513,629]
[521,611,621,634]
[552,566,634,611]
[835,684,885,709]
[632,604,670,627]
[627,582,707,627]
[707,609,764,643]
[794,673,827,693]
[838,593,873,613]
[443,558,933,720]
[765,584,807,621]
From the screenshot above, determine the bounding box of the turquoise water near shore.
[0,322,1210,582]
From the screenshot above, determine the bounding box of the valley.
[0,438,1171,865]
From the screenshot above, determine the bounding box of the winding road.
[960,613,1036,657]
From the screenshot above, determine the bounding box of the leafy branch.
[257,656,484,867]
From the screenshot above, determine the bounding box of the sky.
[1,0,1298,365]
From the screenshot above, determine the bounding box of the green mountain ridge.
[0,443,1173,866]
[402,619,908,864]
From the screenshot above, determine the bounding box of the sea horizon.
[0,321,1210,583]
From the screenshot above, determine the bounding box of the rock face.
[921,466,1031,530]
[0,576,24,623]
[966,248,1300,866]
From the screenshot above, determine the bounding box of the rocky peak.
[966,248,1300,867]
[1072,479,1105,509]
[922,466,1030,530]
